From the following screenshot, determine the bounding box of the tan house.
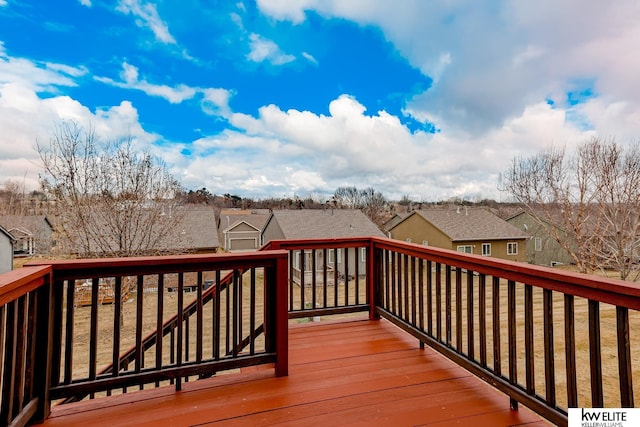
[220,209,270,252]
[388,207,529,262]
[261,209,385,283]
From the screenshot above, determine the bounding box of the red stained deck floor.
[38,317,550,427]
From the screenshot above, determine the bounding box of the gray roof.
[69,207,219,256]
[0,225,16,242]
[412,208,529,241]
[0,215,54,233]
[174,208,219,249]
[267,209,385,239]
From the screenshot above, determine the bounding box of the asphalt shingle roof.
[174,208,219,249]
[268,209,385,239]
[413,208,529,241]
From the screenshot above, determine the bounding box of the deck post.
[32,272,54,423]
[368,239,380,321]
[274,254,289,377]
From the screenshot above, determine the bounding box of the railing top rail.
[25,250,288,280]
[370,236,640,310]
[0,264,51,305]
[262,236,374,251]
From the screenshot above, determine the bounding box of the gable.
[228,220,260,233]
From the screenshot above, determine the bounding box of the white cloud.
[116,0,176,44]
[0,50,157,190]
[247,33,295,65]
[201,88,233,117]
[0,46,88,93]
[95,62,197,103]
[95,62,233,113]
[0,0,7,7]
[302,51,318,65]
[169,94,593,200]
[0,83,156,190]
[255,0,318,24]
[78,0,92,6]
[256,1,640,138]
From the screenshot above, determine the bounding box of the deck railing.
[0,251,288,427]
[0,266,52,427]
[264,237,640,426]
[1,236,639,426]
[368,237,640,427]
[264,238,373,319]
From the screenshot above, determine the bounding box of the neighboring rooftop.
[220,209,270,231]
[411,207,529,241]
[173,207,219,251]
[266,209,385,239]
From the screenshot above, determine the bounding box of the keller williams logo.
[581,408,627,422]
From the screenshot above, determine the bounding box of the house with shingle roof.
[67,207,219,257]
[262,209,385,242]
[382,212,410,235]
[172,207,220,254]
[388,207,529,262]
[0,215,55,257]
[506,209,574,266]
[220,209,270,252]
[261,209,385,283]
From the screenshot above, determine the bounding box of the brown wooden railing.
[0,266,53,427]
[368,237,640,427]
[0,251,288,426]
[264,238,374,320]
[1,237,639,426]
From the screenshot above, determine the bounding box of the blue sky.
[1,1,639,201]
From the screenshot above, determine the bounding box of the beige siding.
[389,214,452,249]
[390,212,527,262]
[453,239,526,262]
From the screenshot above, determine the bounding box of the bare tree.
[333,186,390,229]
[38,121,184,258]
[585,140,640,280]
[502,137,640,280]
[333,186,363,209]
[0,179,26,215]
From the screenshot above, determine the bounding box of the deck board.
[38,317,549,427]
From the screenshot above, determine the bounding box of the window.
[329,248,342,263]
[422,240,428,246]
[406,238,412,243]
[507,242,518,255]
[534,237,542,252]
[457,245,473,254]
[482,243,491,256]
[360,247,367,262]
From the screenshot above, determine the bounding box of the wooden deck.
[38,317,550,426]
